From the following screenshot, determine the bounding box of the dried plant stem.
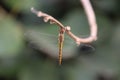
[66,0,98,45]
[80,0,97,41]
[31,0,97,45]
[31,7,64,29]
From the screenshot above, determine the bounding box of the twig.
[31,0,97,45]
[64,0,98,45]
[31,7,64,29]
[80,0,97,42]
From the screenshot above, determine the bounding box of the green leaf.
[93,0,117,12]
[18,59,58,80]
[0,15,24,57]
[4,0,37,11]
[111,22,120,46]
[64,44,119,80]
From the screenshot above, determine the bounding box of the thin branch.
[80,0,97,41]
[31,0,98,45]
[31,7,64,29]
[65,0,98,45]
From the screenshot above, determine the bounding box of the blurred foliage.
[0,0,120,80]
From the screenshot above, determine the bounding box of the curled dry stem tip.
[31,7,39,15]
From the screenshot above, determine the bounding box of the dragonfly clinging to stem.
[30,7,96,65]
[58,28,65,65]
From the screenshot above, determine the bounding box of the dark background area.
[0,0,120,80]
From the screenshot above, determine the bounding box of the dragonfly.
[58,28,65,65]
[27,30,95,65]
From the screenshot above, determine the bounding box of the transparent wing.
[26,29,95,59]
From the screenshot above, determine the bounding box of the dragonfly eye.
[78,43,95,54]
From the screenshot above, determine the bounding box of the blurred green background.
[0,0,120,80]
